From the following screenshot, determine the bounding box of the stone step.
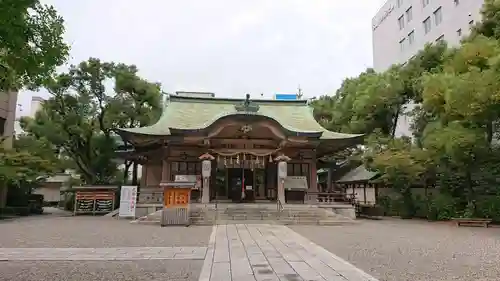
[188,206,354,226]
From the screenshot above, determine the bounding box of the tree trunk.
[464,167,477,216]
[132,162,138,186]
[122,161,132,184]
[486,121,493,146]
[391,107,401,139]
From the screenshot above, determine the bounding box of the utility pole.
[297,85,303,99]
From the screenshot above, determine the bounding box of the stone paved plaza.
[201,224,377,281]
[2,212,500,280]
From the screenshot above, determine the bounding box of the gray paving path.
[200,224,378,281]
[0,246,207,261]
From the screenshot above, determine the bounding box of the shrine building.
[115,94,363,204]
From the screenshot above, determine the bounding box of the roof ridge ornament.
[235,93,259,112]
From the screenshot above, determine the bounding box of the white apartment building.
[372,0,484,137]
[14,96,45,135]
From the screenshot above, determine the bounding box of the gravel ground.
[291,219,500,281]
[0,260,203,281]
[0,215,213,248]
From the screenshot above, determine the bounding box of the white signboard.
[119,186,138,218]
[174,175,201,189]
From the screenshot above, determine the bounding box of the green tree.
[473,0,500,40]
[21,58,163,185]
[108,63,163,184]
[312,68,404,137]
[0,0,69,91]
[0,136,59,192]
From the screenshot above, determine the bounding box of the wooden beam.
[213,138,278,146]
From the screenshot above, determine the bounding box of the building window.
[423,17,431,34]
[398,15,405,30]
[170,161,201,181]
[436,35,444,42]
[399,38,406,51]
[408,30,415,45]
[454,0,460,5]
[406,7,413,22]
[287,163,310,182]
[457,28,462,37]
[422,0,429,8]
[433,7,442,26]
[397,0,403,8]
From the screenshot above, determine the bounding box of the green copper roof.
[336,165,378,183]
[117,95,362,140]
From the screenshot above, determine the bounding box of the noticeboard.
[74,191,115,215]
[119,186,138,218]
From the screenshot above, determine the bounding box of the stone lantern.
[199,153,215,204]
[274,154,291,204]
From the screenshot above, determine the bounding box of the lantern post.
[199,153,214,204]
[275,154,291,204]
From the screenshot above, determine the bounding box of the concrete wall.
[33,183,62,203]
[0,91,17,208]
[30,96,44,118]
[0,91,18,148]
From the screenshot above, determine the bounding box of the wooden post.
[73,192,77,216]
[309,154,318,192]
[92,193,96,216]
[327,167,333,192]
[363,183,367,204]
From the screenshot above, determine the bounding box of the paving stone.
[199,224,378,281]
[211,261,231,281]
[0,246,207,261]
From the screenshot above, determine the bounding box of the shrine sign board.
[160,182,195,226]
[119,186,138,218]
[73,188,116,216]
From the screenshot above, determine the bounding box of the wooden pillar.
[140,165,147,187]
[161,160,169,182]
[363,183,367,204]
[309,158,318,192]
[327,167,333,192]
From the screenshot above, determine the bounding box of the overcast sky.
[18,0,386,116]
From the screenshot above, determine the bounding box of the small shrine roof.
[116,95,362,143]
[336,165,378,183]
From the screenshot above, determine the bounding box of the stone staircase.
[189,204,356,226]
[131,203,357,226]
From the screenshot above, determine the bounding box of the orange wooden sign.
[163,187,191,208]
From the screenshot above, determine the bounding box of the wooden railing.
[305,192,356,205]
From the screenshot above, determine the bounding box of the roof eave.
[113,128,167,147]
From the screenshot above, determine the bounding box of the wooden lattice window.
[287,163,310,181]
[170,161,201,181]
